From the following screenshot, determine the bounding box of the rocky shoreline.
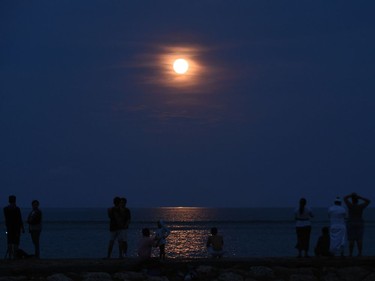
[1,257,375,281]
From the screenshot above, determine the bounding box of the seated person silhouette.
[206,227,224,258]
[315,227,332,257]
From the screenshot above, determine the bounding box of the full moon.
[173,58,189,74]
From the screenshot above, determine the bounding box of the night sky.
[1,1,375,208]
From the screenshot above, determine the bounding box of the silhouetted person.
[328,196,347,256]
[206,227,224,258]
[344,193,371,257]
[137,228,155,260]
[119,197,131,257]
[155,220,170,260]
[107,197,124,259]
[315,227,331,257]
[294,198,314,258]
[27,200,42,258]
[3,195,24,259]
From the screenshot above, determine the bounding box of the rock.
[0,277,27,281]
[184,271,199,281]
[218,272,244,281]
[183,274,192,281]
[113,271,147,280]
[46,273,73,281]
[147,277,169,281]
[363,273,375,281]
[196,265,215,274]
[321,271,340,281]
[289,274,318,281]
[82,272,112,281]
[244,278,258,281]
[273,266,294,279]
[293,268,315,276]
[336,267,370,281]
[249,266,275,279]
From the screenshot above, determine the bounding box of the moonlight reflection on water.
[148,207,216,258]
[166,228,208,258]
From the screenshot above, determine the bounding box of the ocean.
[1,207,374,259]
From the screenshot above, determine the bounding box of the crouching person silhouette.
[206,227,224,258]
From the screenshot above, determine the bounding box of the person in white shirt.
[328,196,347,256]
[294,198,314,258]
[155,220,170,260]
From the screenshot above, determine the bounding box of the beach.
[1,257,375,280]
[2,208,375,280]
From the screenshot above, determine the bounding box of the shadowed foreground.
[1,257,375,280]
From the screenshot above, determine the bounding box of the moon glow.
[173,58,189,74]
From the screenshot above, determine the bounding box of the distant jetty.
[1,257,375,280]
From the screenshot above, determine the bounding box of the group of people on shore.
[2,194,224,260]
[106,196,173,260]
[5,193,370,260]
[107,196,225,260]
[295,193,371,258]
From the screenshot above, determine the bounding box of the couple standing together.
[4,195,42,259]
[295,193,371,258]
[107,197,131,259]
[107,197,170,259]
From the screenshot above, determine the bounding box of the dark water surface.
[1,208,374,258]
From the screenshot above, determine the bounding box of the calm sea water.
[1,208,374,259]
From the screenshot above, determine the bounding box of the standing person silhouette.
[344,193,371,257]
[155,220,170,260]
[27,200,42,258]
[3,195,24,259]
[107,197,123,259]
[119,197,131,257]
[328,197,347,256]
[294,198,314,258]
